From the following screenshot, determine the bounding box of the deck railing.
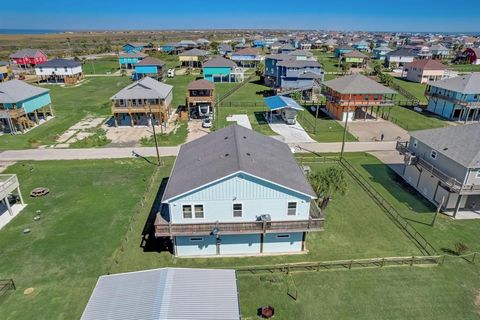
[427,92,480,108]
[0,174,19,199]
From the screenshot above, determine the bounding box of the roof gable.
[429,73,480,94]
[323,74,397,94]
[0,80,49,103]
[111,77,173,100]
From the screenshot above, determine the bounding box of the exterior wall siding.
[135,66,159,74]
[35,65,83,76]
[263,232,303,253]
[21,92,52,113]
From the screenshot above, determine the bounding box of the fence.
[0,279,16,296]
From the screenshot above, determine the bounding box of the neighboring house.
[118,52,147,69]
[110,76,173,127]
[186,79,215,118]
[411,45,432,59]
[323,74,397,121]
[0,173,25,228]
[269,41,283,54]
[396,124,480,218]
[385,47,417,68]
[122,42,153,54]
[341,50,368,68]
[158,42,183,54]
[202,56,244,83]
[196,38,210,50]
[252,39,266,48]
[218,43,233,56]
[0,61,11,82]
[300,41,312,50]
[372,46,392,60]
[178,40,198,49]
[155,125,323,257]
[352,40,370,52]
[9,49,47,68]
[430,44,451,59]
[230,48,264,68]
[463,48,480,65]
[178,48,209,68]
[0,80,53,133]
[35,58,84,84]
[81,268,241,320]
[279,43,296,53]
[404,59,448,84]
[334,46,354,58]
[133,57,165,81]
[425,73,480,122]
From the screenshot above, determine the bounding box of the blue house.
[133,57,165,81]
[252,39,266,48]
[118,52,147,69]
[218,43,233,56]
[334,46,354,58]
[352,40,370,52]
[155,125,323,257]
[158,42,182,54]
[426,73,480,122]
[122,42,152,54]
[202,56,244,83]
[0,79,53,133]
[372,46,392,60]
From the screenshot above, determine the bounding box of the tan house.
[178,49,209,68]
[404,59,448,84]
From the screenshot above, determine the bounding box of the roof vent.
[224,153,230,157]
[443,147,448,151]
[246,152,251,156]
[243,136,247,139]
[224,136,228,140]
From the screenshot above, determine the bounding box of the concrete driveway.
[268,116,315,143]
[345,118,409,142]
[226,114,252,129]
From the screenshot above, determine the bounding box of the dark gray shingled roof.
[162,125,316,201]
[323,74,397,94]
[179,48,209,57]
[203,56,237,68]
[40,58,82,68]
[410,124,480,168]
[81,268,240,320]
[135,57,165,66]
[428,73,480,94]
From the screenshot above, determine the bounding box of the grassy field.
[149,51,182,70]
[140,121,188,146]
[388,105,449,131]
[0,76,131,150]
[82,57,119,74]
[448,63,480,72]
[311,50,339,73]
[392,77,428,104]
[165,74,198,109]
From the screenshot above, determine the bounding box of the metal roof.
[0,79,49,103]
[81,268,240,320]
[39,58,82,68]
[264,95,304,111]
[9,48,46,59]
[135,57,165,66]
[178,48,209,57]
[323,74,397,94]
[428,73,480,94]
[277,59,321,68]
[410,124,480,168]
[162,125,317,201]
[111,77,173,100]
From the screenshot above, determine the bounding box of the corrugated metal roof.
[0,79,49,103]
[264,95,304,111]
[111,77,173,100]
[162,125,317,201]
[428,72,480,94]
[81,268,240,320]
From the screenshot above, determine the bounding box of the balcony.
[326,96,394,107]
[0,108,25,119]
[154,202,325,237]
[111,102,167,114]
[0,174,19,200]
[426,92,480,108]
[187,95,214,104]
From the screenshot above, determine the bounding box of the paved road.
[0,142,398,161]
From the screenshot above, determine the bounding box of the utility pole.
[148,104,162,166]
[340,94,351,160]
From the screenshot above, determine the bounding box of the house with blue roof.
[154,125,323,257]
[0,79,53,133]
[264,95,303,124]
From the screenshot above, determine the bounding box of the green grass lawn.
[165,74,198,109]
[311,50,339,73]
[216,76,273,103]
[0,159,160,319]
[0,76,131,150]
[82,58,119,74]
[448,63,480,72]
[140,121,188,146]
[388,105,449,131]
[149,51,182,70]
[392,77,428,104]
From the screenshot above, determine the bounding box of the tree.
[373,63,383,75]
[256,61,265,76]
[341,62,351,74]
[309,166,348,211]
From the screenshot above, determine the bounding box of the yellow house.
[178,48,209,68]
[0,61,11,82]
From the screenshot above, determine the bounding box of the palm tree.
[309,166,347,211]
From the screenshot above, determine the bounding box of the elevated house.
[279,43,296,53]
[196,38,210,50]
[425,73,480,122]
[430,44,451,59]
[352,40,370,52]
[9,49,47,68]
[372,46,392,60]
[334,46,354,58]
[385,47,417,68]
[396,124,480,218]
[155,125,323,257]
[0,173,25,229]
[252,39,266,48]
[0,80,53,133]
[81,268,240,320]
[0,61,11,82]
[111,77,173,127]
[269,41,283,54]
[122,42,153,54]
[118,52,147,69]
[158,42,184,55]
[178,48,209,68]
[403,59,449,84]
[323,74,397,121]
[463,48,480,65]
[341,50,369,68]
[202,57,244,83]
[218,43,233,56]
[230,48,264,68]
[179,40,198,49]
[186,79,215,119]
[133,57,165,81]
[35,58,84,84]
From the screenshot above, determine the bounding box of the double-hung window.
[233,203,242,218]
[194,205,204,218]
[182,205,192,219]
[287,202,297,216]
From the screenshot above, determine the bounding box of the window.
[373,94,379,101]
[194,204,204,218]
[190,237,203,242]
[233,203,242,218]
[276,234,290,239]
[287,202,297,216]
[182,205,192,219]
[64,67,68,72]
[431,150,438,160]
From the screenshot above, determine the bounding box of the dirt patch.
[475,291,480,312]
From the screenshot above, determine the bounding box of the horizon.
[1,0,480,33]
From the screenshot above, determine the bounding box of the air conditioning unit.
[404,152,417,166]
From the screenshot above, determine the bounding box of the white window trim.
[476,171,480,179]
[430,150,438,160]
[232,202,243,218]
[182,204,205,219]
[287,201,298,216]
[182,204,193,219]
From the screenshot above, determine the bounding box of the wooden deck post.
[34,110,39,124]
[5,198,13,216]
[17,186,24,205]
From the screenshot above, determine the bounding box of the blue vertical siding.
[263,232,303,253]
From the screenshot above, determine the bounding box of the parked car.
[167,69,175,78]
[202,117,212,128]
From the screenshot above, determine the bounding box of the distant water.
[0,29,65,35]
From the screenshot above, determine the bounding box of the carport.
[264,95,303,125]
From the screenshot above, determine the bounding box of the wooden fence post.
[410,256,415,266]
[472,252,477,264]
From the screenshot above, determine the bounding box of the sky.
[1,0,479,33]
